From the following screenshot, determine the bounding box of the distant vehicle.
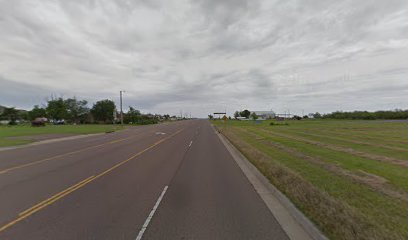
[53,119,65,125]
[31,117,48,127]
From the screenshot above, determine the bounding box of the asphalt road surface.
[0,120,289,240]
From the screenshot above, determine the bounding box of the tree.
[250,112,258,120]
[91,99,116,123]
[313,112,322,119]
[240,109,251,118]
[124,107,141,124]
[19,111,29,121]
[46,98,67,121]
[64,98,89,123]
[138,114,159,125]
[1,107,19,125]
[208,114,214,120]
[234,111,240,119]
[28,105,47,120]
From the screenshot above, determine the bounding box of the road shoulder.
[213,126,327,240]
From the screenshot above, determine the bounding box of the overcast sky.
[1,0,407,117]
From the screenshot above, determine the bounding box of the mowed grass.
[213,119,408,240]
[0,124,120,147]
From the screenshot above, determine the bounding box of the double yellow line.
[0,136,135,174]
[0,129,183,234]
[0,176,96,232]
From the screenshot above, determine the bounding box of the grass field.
[213,119,408,240]
[0,124,120,147]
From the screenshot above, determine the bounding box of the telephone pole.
[120,90,125,125]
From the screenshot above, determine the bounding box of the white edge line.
[135,185,169,240]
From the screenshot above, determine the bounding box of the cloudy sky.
[1,0,407,117]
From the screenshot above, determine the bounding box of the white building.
[236,117,249,121]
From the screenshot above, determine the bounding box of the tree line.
[313,109,408,120]
[208,109,408,121]
[0,97,166,125]
[234,110,251,119]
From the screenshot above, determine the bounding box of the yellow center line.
[0,135,137,174]
[0,176,96,233]
[19,176,96,216]
[0,128,183,234]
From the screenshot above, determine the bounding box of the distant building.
[275,113,293,119]
[236,117,248,120]
[250,111,276,120]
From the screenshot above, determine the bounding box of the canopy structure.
[213,112,226,119]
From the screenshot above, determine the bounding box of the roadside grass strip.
[257,128,408,168]
[292,128,408,149]
[223,129,404,240]
[275,129,408,158]
[0,124,120,147]
[300,124,408,143]
[248,128,408,192]
[213,120,408,240]
[240,128,408,201]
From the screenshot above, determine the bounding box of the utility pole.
[120,90,125,125]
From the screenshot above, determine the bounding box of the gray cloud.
[0,75,53,108]
[0,0,407,117]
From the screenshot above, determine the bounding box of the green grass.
[0,124,121,147]
[250,127,408,191]
[213,119,408,240]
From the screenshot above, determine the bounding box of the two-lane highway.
[0,120,289,239]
